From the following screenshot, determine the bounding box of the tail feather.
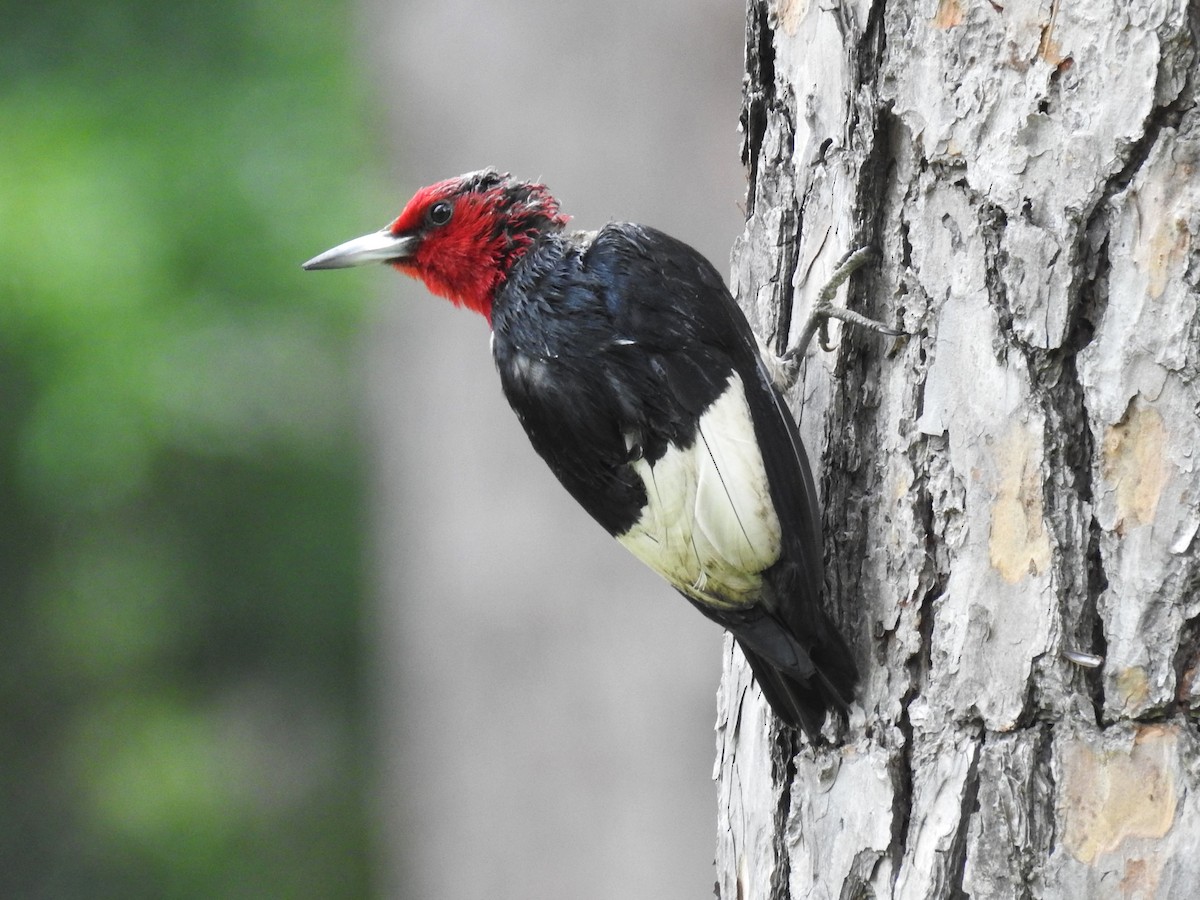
[738,648,827,738]
[739,644,853,739]
[687,594,858,740]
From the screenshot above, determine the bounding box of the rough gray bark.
[717,2,1200,898]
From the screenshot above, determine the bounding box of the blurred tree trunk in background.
[717,1,1200,898]
[359,3,744,899]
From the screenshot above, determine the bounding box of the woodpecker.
[305,169,878,738]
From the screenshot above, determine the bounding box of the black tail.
[688,596,858,740]
[738,642,855,739]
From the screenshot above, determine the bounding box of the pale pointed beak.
[302,230,419,270]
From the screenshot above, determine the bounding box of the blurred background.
[1,1,743,897]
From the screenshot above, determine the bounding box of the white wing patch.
[616,373,782,609]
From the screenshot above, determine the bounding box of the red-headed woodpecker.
[305,169,878,737]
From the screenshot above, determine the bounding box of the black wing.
[492,223,857,735]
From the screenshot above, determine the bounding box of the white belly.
[616,373,781,609]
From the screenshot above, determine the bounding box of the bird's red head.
[303,169,570,322]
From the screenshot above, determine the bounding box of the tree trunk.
[717,2,1200,898]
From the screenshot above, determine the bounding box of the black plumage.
[492,223,857,736]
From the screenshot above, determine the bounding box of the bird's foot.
[778,246,900,389]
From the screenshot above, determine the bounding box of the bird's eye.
[428,201,454,226]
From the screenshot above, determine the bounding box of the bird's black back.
[491,222,857,734]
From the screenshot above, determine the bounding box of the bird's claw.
[777,245,899,388]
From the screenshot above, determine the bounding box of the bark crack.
[773,203,802,357]
[770,727,797,900]
[847,0,891,331]
[890,443,944,879]
[946,733,983,900]
[1097,69,1194,205]
[742,0,777,216]
[967,176,1118,725]
[1175,608,1200,717]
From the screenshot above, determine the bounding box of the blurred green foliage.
[1,2,378,896]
